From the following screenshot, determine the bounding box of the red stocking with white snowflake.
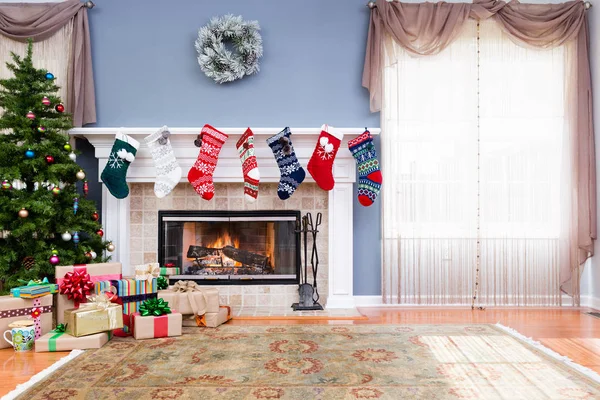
[307,124,344,191]
[187,124,228,200]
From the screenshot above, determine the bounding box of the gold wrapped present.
[64,294,123,337]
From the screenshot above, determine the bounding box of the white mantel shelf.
[70,127,380,310]
[70,127,380,184]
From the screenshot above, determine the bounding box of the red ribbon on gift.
[59,269,94,307]
[131,312,170,339]
[154,314,169,338]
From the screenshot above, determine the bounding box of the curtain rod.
[84,1,95,9]
[366,1,592,9]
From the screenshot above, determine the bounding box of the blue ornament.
[25,149,35,159]
[45,72,54,80]
[73,197,79,215]
[73,231,80,247]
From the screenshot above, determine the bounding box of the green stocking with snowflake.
[101,132,140,199]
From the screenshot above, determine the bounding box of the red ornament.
[45,155,54,164]
[91,212,99,221]
[59,270,94,303]
[85,251,93,259]
[96,229,104,237]
[83,180,89,197]
[55,103,65,113]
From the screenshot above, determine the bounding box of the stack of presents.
[0,262,231,352]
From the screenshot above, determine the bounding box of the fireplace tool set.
[292,212,324,311]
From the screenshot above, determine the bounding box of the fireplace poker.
[309,212,322,302]
[302,215,309,285]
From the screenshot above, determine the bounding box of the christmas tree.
[0,40,109,292]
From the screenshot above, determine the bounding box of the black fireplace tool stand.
[292,212,324,311]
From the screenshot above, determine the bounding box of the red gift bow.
[164,263,175,268]
[59,270,94,304]
[30,308,41,318]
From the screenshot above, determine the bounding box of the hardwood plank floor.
[1,307,599,397]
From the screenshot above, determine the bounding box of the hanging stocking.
[348,129,382,206]
[307,124,343,191]
[187,124,228,200]
[236,128,260,202]
[100,132,139,199]
[266,127,305,200]
[145,126,182,198]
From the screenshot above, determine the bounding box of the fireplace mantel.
[70,127,381,309]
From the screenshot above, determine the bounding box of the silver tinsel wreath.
[195,14,263,84]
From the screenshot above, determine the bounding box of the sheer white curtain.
[0,21,73,108]
[382,20,575,306]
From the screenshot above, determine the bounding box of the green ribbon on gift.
[157,276,168,290]
[139,298,171,317]
[48,324,67,352]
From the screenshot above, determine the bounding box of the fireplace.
[158,210,301,285]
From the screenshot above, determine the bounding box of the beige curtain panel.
[363,0,595,296]
[0,0,96,126]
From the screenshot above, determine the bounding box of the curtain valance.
[0,0,96,126]
[363,0,595,296]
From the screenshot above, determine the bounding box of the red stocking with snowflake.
[307,124,344,191]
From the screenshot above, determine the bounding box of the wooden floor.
[2,307,600,396]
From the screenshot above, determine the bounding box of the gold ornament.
[106,242,115,252]
[76,170,86,180]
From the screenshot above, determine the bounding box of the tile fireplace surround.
[70,127,381,309]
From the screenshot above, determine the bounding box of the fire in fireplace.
[158,210,301,285]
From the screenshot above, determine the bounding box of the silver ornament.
[61,232,72,241]
[76,170,86,180]
[68,152,76,161]
[90,250,97,260]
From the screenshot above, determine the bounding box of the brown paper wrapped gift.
[0,295,52,349]
[64,300,123,337]
[55,263,122,324]
[197,306,232,328]
[157,281,219,315]
[36,330,111,352]
[131,312,182,340]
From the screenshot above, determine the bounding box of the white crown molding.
[69,127,381,184]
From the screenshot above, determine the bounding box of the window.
[382,20,572,306]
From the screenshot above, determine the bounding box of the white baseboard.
[355,295,600,308]
[581,295,600,310]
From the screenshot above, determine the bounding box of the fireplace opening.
[158,210,301,285]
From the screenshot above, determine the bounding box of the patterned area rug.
[17,324,600,399]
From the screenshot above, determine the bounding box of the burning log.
[186,245,272,273]
[221,245,268,269]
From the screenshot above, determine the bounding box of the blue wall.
[88,0,381,295]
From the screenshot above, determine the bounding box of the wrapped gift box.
[157,287,219,315]
[55,263,122,324]
[131,312,182,340]
[64,303,123,337]
[95,278,157,333]
[197,306,232,328]
[0,295,52,348]
[10,278,59,299]
[134,262,160,282]
[36,330,111,352]
[160,267,180,276]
